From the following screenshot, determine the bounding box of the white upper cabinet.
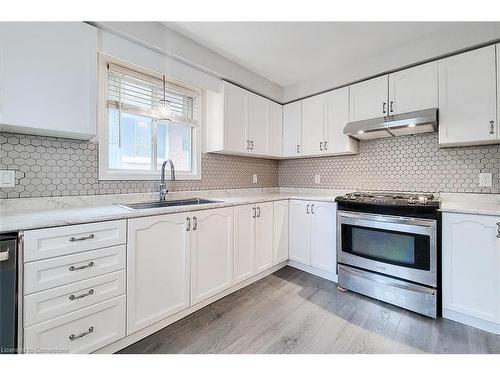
[283,101,302,157]
[388,61,438,115]
[438,45,499,147]
[301,94,325,156]
[324,87,358,155]
[349,75,389,122]
[127,213,190,334]
[268,101,283,157]
[206,81,282,158]
[442,212,500,332]
[0,22,97,139]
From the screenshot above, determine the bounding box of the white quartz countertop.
[0,188,346,233]
[1,189,499,233]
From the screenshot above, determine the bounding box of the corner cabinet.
[0,22,97,140]
[438,45,499,147]
[442,212,500,334]
[289,200,337,279]
[206,81,283,158]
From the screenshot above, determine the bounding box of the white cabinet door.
[310,201,337,273]
[442,213,500,324]
[301,94,325,156]
[127,213,190,334]
[223,82,248,153]
[255,202,274,273]
[388,61,438,115]
[273,200,289,264]
[268,101,283,157]
[349,75,389,122]
[289,200,311,265]
[248,93,269,155]
[438,46,498,146]
[324,87,358,155]
[234,204,255,283]
[0,22,97,139]
[191,207,234,305]
[283,101,302,156]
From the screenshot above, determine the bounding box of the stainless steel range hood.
[344,108,438,141]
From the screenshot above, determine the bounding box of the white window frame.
[97,53,202,181]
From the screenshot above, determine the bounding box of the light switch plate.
[0,170,15,187]
[479,172,493,187]
[314,174,321,184]
[252,174,258,184]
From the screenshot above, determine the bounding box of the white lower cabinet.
[191,207,234,305]
[24,296,126,354]
[127,213,190,334]
[289,200,337,276]
[442,212,500,333]
[273,200,289,264]
[233,202,274,282]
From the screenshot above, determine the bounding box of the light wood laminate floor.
[119,266,500,354]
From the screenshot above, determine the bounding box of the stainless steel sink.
[115,198,221,210]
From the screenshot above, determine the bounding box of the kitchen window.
[98,55,202,180]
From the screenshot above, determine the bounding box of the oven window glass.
[342,225,430,270]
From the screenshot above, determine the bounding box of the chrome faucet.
[159,159,175,201]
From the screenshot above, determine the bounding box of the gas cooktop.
[335,191,440,208]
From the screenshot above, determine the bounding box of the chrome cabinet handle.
[246,140,250,150]
[69,234,94,242]
[0,249,9,262]
[382,102,386,114]
[496,222,500,238]
[257,207,261,218]
[306,204,310,214]
[311,204,315,214]
[390,101,394,113]
[186,217,191,231]
[69,261,94,271]
[324,141,328,151]
[296,144,300,154]
[250,140,254,150]
[489,121,495,135]
[252,207,256,218]
[69,326,94,341]
[69,289,94,301]
[319,141,323,151]
[192,216,197,231]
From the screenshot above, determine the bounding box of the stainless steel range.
[335,191,440,318]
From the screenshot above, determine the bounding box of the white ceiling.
[164,22,472,87]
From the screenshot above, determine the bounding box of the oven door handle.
[338,213,436,236]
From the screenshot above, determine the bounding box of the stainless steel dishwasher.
[0,233,19,354]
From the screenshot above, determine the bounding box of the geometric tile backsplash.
[1,130,499,199]
[0,132,279,199]
[280,132,500,194]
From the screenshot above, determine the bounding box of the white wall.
[92,22,284,102]
[283,22,500,102]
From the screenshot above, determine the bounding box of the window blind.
[107,63,199,127]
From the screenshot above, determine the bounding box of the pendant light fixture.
[158,74,171,121]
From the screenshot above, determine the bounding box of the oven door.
[337,211,437,287]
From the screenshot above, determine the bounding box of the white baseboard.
[443,308,500,335]
[94,261,288,354]
[287,260,338,283]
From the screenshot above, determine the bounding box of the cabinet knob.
[319,141,323,151]
[192,216,197,231]
[250,140,254,150]
[324,141,328,151]
[296,144,301,154]
[186,217,191,231]
[489,121,495,135]
[311,204,315,214]
[382,102,387,114]
[306,204,310,214]
[390,101,394,113]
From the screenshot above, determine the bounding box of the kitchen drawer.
[24,245,126,294]
[24,220,126,262]
[24,295,126,354]
[24,270,126,327]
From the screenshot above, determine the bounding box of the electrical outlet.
[479,172,492,187]
[314,174,321,184]
[0,170,15,188]
[252,174,258,184]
